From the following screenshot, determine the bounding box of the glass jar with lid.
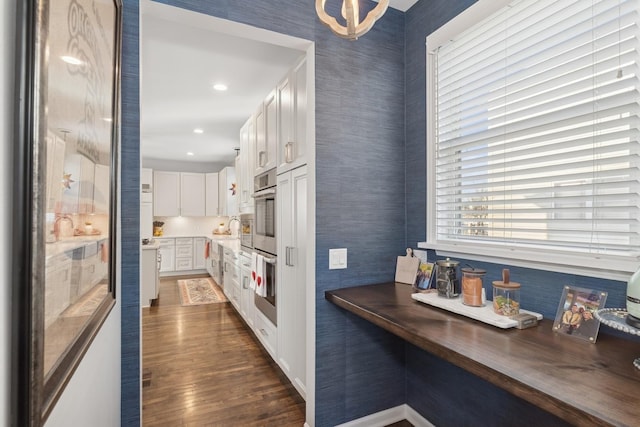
[492,269,520,316]
[461,267,486,307]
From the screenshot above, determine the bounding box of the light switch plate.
[329,248,347,270]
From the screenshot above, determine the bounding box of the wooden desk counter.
[325,283,640,427]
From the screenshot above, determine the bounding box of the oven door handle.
[252,188,276,198]
[262,255,277,265]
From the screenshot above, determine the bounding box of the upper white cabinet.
[205,172,219,216]
[218,166,237,217]
[93,164,110,214]
[141,167,153,203]
[153,171,180,217]
[256,89,277,175]
[45,132,66,213]
[153,170,208,217]
[277,57,308,173]
[180,172,205,216]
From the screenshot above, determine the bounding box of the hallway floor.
[142,275,305,426]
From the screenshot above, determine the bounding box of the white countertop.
[45,235,108,260]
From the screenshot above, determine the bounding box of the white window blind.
[427,0,640,274]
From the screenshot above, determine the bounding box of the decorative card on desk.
[552,285,607,343]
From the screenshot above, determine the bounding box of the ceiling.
[140,0,419,167]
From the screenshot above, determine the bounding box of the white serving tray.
[411,291,543,329]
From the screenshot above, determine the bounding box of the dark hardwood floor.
[142,275,305,426]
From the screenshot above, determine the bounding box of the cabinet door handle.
[243,276,249,289]
[286,246,295,266]
[285,141,294,163]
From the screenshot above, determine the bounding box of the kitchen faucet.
[53,214,74,241]
[228,216,240,236]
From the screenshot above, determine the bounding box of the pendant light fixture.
[316,0,389,40]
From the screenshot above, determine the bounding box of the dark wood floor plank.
[142,275,305,426]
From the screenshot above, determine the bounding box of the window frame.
[421,0,639,282]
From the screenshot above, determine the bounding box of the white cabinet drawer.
[175,257,193,271]
[175,244,193,257]
[254,309,277,359]
[175,237,193,246]
[156,238,175,247]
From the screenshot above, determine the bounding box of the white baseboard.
[334,404,434,427]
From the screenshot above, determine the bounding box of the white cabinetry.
[238,116,255,214]
[256,89,277,174]
[175,237,194,271]
[154,171,208,217]
[205,172,219,216]
[157,238,175,273]
[239,252,255,328]
[93,164,110,214]
[180,173,205,216]
[46,132,66,213]
[277,57,307,173]
[141,245,160,307]
[193,237,206,270]
[140,202,153,240]
[223,247,240,309]
[255,309,277,360]
[218,166,237,216]
[209,241,222,285]
[141,167,153,202]
[277,165,307,398]
[153,171,180,217]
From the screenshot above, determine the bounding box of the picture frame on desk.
[414,262,437,291]
[12,0,122,425]
[553,285,607,343]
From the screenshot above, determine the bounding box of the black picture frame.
[12,0,122,425]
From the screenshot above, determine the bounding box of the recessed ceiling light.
[213,83,228,91]
[187,152,194,156]
[61,55,82,65]
[193,128,204,134]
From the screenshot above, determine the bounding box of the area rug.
[178,277,227,306]
[62,284,108,317]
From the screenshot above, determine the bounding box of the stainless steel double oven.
[252,169,277,325]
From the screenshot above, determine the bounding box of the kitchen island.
[326,282,640,427]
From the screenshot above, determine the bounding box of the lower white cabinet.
[157,238,175,273]
[223,247,240,305]
[175,237,194,271]
[239,252,254,328]
[277,165,307,398]
[141,245,160,307]
[254,308,277,360]
[193,238,206,270]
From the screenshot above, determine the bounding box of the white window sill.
[417,242,637,283]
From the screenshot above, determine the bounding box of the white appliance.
[141,167,153,239]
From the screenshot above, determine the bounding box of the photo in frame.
[13,0,122,425]
[553,285,607,343]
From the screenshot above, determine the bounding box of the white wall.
[1,1,14,425]
[44,302,121,426]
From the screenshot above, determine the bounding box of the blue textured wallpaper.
[120,1,140,426]
[120,1,406,426]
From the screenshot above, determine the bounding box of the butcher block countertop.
[325,282,640,427]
